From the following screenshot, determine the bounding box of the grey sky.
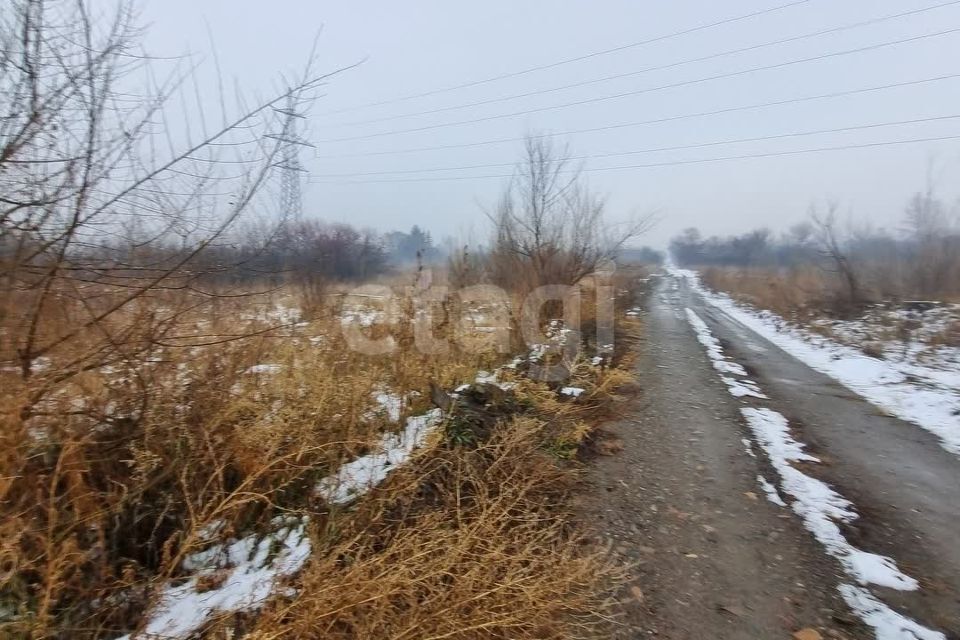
[140,0,960,248]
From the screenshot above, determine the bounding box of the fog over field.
[141,0,960,245]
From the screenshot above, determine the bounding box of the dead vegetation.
[0,3,648,636]
[672,184,960,318]
[245,410,626,640]
[1,273,639,638]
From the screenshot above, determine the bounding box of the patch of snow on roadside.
[756,474,786,507]
[118,519,311,640]
[741,408,917,591]
[839,584,945,640]
[316,409,443,505]
[675,268,960,456]
[721,375,767,399]
[685,308,747,376]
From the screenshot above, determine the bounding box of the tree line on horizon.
[670,190,960,303]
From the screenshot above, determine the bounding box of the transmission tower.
[270,94,312,220]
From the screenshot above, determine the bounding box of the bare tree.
[903,185,959,298]
[809,202,863,307]
[0,4,359,632]
[488,135,652,291]
[0,0,351,395]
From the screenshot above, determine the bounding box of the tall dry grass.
[700,266,831,320]
[1,268,635,638]
[244,413,624,640]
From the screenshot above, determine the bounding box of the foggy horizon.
[136,0,960,249]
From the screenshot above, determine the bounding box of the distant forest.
[670,191,960,300]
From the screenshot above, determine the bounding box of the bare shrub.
[902,187,960,299]
[446,244,487,289]
[487,135,652,293]
[809,202,866,312]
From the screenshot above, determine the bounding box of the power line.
[317,27,960,144]
[311,114,960,178]
[314,74,960,159]
[320,0,813,116]
[327,1,960,129]
[311,134,960,184]
[267,96,311,220]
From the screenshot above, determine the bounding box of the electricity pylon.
[269,94,312,220]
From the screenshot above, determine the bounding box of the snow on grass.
[245,363,283,375]
[118,518,311,640]
[123,321,597,638]
[839,584,945,640]
[741,407,918,591]
[675,268,960,456]
[560,387,585,397]
[315,409,443,505]
[340,308,382,327]
[368,387,404,422]
[475,370,517,391]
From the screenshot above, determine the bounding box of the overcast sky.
[140,0,960,248]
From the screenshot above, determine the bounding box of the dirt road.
[578,272,959,639]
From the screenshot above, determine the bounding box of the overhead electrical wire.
[311,134,960,184]
[311,114,960,178]
[316,27,960,143]
[314,74,960,159]
[321,0,814,116]
[326,1,960,129]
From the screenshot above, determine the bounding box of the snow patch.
[246,363,283,375]
[475,370,516,391]
[721,375,767,399]
[368,387,404,423]
[560,386,585,397]
[839,584,945,640]
[756,474,786,507]
[685,308,748,376]
[118,519,310,640]
[741,408,917,591]
[676,268,960,456]
[315,409,443,505]
[685,308,763,397]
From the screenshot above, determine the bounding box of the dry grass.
[0,268,634,638]
[242,414,622,640]
[699,266,831,320]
